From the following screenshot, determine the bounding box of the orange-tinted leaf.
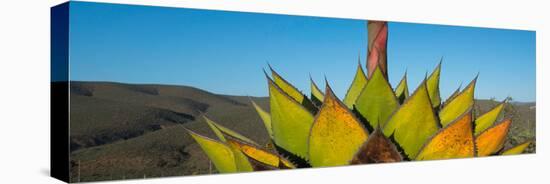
[225,134,295,169]
[350,128,402,164]
[476,119,511,156]
[244,154,279,171]
[416,109,475,160]
[309,83,369,167]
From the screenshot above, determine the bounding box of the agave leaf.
[203,117,254,172]
[310,77,325,106]
[203,116,257,145]
[350,128,402,164]
[244,155,280,171]
[476,119,511,156]
[502,140,532,155]
[442,84,462,108]
[427,61,442,109]
[394,71,409,104]
[269,66,317,113]
[187,129,237,173]
[474,102,505,135]
[355,66,398,130]
[230,146,254,172]
[383,79,440,159]
[343,61,368,108]
[225,134,295,169]
[309,83,369,167]
[416,109,475,160]
[250,100,273,139]
[267,75,314,159]
[439,77,477,127]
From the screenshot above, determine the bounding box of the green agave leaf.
[343,61,368,109]
[310,77,325,106]
[203,116,257,145]
[204,116,255,172]
[502,140,532,155]
[309,83,369,167]
[250,100,273,139]
[267,74,314,159]
[394,71,409,104]
[427,61,442,109]
[269,66,317,113]
[187,129,237,173]
[439,77,477,127]
[350,128,402,164]
[474,102,505,135]
[355,66,398,130]
[416,108,475,160]
[476,119,511,157]
[383,79,440,159]
[230,146,254,172]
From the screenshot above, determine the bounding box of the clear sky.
[69,1,536,102]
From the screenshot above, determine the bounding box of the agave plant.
[185,21,533,173]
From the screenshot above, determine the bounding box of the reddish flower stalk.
[367,21,388,79]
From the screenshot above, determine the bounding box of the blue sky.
[69,1,536,102]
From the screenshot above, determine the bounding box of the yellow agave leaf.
[268,75,314,159]
[203,116,257,145]
[439,77,477,127]
[269,65,305,103]
[187,129,237,173]
[442,84,461,108]
[343,61,368,108]
[427,61,442,109]
[309,83,369,167]
[250,100,273,139]
[383,80,440,159]
[226,136,295,169]
[476,119,511,156]
[474,102,505,135]
[416,109,475,160]
[355,66,398,130]
[394,71,409,104]
[269,66,317,112]
[310,77,325,105]
[502,140,532,155]
[350,128,402,164]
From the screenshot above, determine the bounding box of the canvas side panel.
[51,2,70,183]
